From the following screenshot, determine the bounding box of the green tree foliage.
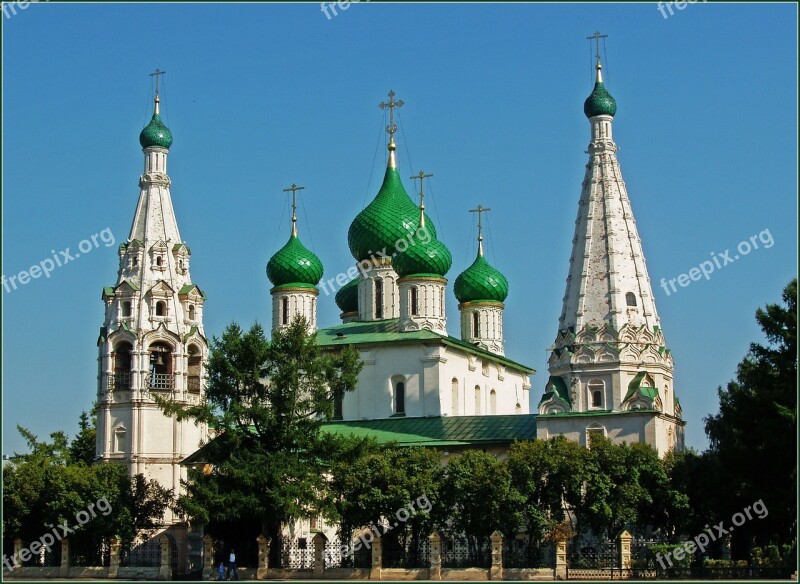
[69,410,97,466]
[157,317,362,554]
[704,279,797,555]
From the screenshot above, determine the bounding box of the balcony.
[146,373,175,391]
[107,372,132,391]
[187,375,202,394]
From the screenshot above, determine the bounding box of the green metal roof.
[335,278,359,313]
[139,111,173,149]
[584,78,617,118]
[267,233,324,288]
[179,283,206,298]
[539,375,572,406]
[317,319,534,374]
[623,371,659,403]
[454,253,509,303]
[322,414,537,447]
[394,231,452,278]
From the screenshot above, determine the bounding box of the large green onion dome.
[584,63,617,119]
[139,99,173,149]
[394,231,452,278]
[267,233,323,288]
[348,167,437,262]
[335,278,359,313]
[454,253,509,303]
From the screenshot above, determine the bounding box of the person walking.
[227,548,238,581]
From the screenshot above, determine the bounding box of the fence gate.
[567,539,619,580]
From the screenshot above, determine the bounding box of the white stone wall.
[459,302,505,355]
[271,287,318,331]
[398,277,447,334]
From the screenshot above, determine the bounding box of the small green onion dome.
[584,71,617,118]
[394,232,452,278]
[454,254,509,303]
[335,278,359,313]
[267,234,324,288]
[139,111,173,149]
[348,167,437,262]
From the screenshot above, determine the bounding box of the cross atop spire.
[379,90,404,168]
[282,183,305,237]
[149,68,166,113]
[411,170,433,228]
[469,204,491,257]
[586,31,608,64]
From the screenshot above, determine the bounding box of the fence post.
[428,532,442,581]
[158,534,172,580]
[554,537,567,580]
[10,538,22,572]
[202,535,214,580]
[108,536,121,578]
[490,531,503,580]
[312,532,327,579]
[59,537,71,578]
[370,534,382,580]
[618,530,632,574]
[257,535,270,580]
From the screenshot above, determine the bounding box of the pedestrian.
[218,561,225,581]
[228,548,238,581]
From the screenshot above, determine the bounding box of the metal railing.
[107,372,132,390]
[187,375,202,393]
[146,373,175,391]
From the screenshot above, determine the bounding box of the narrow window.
[588,379,604,409]
[132,256,139,268]
[333,393,343,419]
[122,301,131,317]
[395,381,405,414]
[156,256,163,267]
[155,300,166,316]
[411,286,419,316]
[515,403,522,414]
[281,297,289,325]
[626,292,637,307]
[188,304,195,320]
[592,390,602,408]
[375,279,384,319]
[472,312,480,337]
[490,389,497,415]
[474,385,482,415]
[187,345,202,393]
[451,378,459,416]
[114,427,126,453]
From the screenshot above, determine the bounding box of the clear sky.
[2,2,797,454]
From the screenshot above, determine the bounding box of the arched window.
[411,286,419,316]
[588,379,604,409]
[489,389,497,415]
[121,301,131,317]
[472,312,480,337]
[395,381,405,414]
[375,279,384,319]
[148,342,173,390]
[112,341,133,390]
[132,256,139,268]
[281,297,289,325]
[187,345,202,393]
[626,292,637,307]
[474,385,482,415]
[155,301,166,317]
[156,256,163,267]
[188,304,195,321]
[451,378,459,416]
[114,427,126,453]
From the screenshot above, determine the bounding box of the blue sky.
[2,2,797,454]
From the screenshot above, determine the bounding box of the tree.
[436,450,523,559]
[704,279,797,556]
[69,410,97,466]
[158,317,362,560]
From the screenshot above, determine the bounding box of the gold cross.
[379,90,404,138]
[411,171,433,227]
[282,183,305,236]
[149,68,166,96]
[469,204,491,256]
[586,31,608,63]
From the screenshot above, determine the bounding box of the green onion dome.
[394,232,452,278]
[348,167,437,262]
[453,254,509,303]
[139,109,173,149]
[584,64,617,118]
[335,278,359,313]
[267,234,323,288]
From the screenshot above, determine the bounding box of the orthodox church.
[94,51,685,540]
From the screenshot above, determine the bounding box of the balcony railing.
[107,372,132,391]
[146,373,175,391]
[187,375,202,394]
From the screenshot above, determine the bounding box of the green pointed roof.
[584,64,617,118]
[335,278,359,313]
[348,167,437,262]
[266,234,323,288]
[394,230,452,278]
[139,111,173,149]
[454,253,509,303]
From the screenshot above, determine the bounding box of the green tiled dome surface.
[394,235,452,278]
[584,81,617,118]
[348,167,437,261]
[267,234,323,287]
[335,278,359,313]
[139,112,173,149]
[454,254,509,303]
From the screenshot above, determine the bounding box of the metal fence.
[502,539,554,569]
[382,538,431,569]
[441,537,491,568]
